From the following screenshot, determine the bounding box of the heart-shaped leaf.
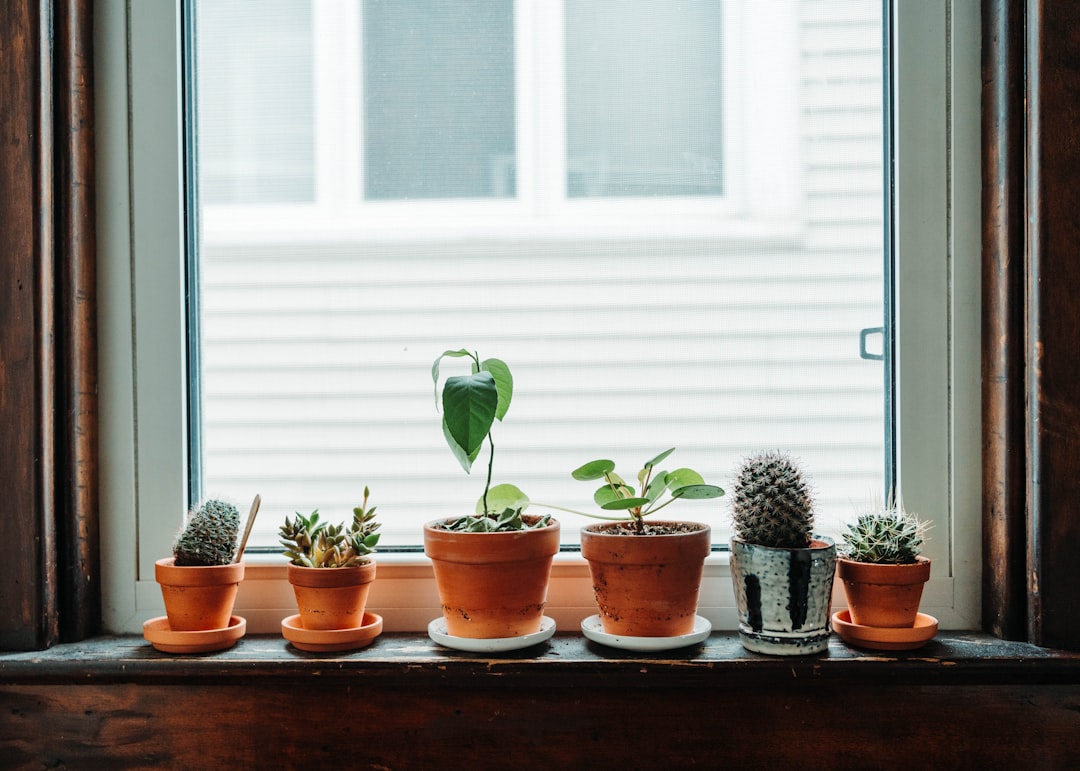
[480,358,514,421]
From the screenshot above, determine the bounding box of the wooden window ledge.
[2,631,1079,686]
[5,632,1080,767]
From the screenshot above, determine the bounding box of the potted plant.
[424,349,560,642]
[278,488,383,651]
[728,451,836,655]
[836,502,931,628]
[151,499,245,644]
[564,448,724,638]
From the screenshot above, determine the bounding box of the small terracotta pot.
[424,516,560,639]
[155,557,244,631]
[288,561,376,630]
[580,521,711,637]
[837,556,931,628]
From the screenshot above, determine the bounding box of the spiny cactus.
[731,451,814,549]
[173,499,240,566]
[841,506,929,564]
[280,487,382,568]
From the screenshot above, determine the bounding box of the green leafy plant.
[432,349,550,532]
[279,487,382,567]
[561,448,724,534]
[730,450,814,549]
[173,499,241,566]
[840,502,929,564]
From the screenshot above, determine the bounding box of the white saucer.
[428,616,556,652]
[581,614,712,651]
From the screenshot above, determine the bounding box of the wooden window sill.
[3,631,1079,686]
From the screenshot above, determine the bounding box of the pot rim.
[423,514,560,534]
[581,520,710,537]
[730,535,835,552]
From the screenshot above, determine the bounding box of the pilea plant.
[730,450,814,548]
[565,448,724,534]
[431,348,550,533]
[173,499,241,566]
[840,503,930,564]
[279,487,382,568]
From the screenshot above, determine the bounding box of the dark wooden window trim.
[3,1,1080,652]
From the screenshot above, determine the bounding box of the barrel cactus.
[173,499,240,566]
[841,505,929,564]
[731,450,814,549]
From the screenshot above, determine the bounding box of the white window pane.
[565,0,724,197]
[192,0,884,550]
[195,0,315,204]
[362,0,516,200]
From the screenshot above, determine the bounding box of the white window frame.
[98,0,981,635]
[199,0,797,243]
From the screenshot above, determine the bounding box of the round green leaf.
[600,497,651,511]
[572,459,616,481]
[666,468,705,489]
[671,484,725,500]
[593,483,633,507]
[476,483,530,515]
[644,448,676,469]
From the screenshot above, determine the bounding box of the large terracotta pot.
[423,516,560,639]
[729,536,836,655]
[288,561,377,630]
[837,556,931,628]
[580,521,711,637]
[155,557,244,631]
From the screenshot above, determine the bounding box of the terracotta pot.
[729,536,836,655]
[580,521,711,637]
[287,561,376,630]
[155,557,244,631]
[423,516,560,639]
[837,556,931,628]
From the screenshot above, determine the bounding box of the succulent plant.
[279,487,381,568]
[173,499,241,566]
[730,450,815,549]
[565,448,725,534]
[840,504,929,564]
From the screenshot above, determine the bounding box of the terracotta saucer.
[143,615,246,654]
[832,609,938,651]
[281,612,383,652]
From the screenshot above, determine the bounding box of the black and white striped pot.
[729,536,836,655]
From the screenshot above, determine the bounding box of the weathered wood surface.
[3,633,1080,769]
[1025,0,1080,652]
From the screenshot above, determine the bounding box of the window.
[98,0,981,635]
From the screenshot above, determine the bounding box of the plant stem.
[483,432,495,516]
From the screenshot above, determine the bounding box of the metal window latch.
[859,327,885,361]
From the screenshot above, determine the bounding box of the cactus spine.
[731,450,814,549]
[173,499,241,566]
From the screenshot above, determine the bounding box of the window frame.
[97,0,981,635]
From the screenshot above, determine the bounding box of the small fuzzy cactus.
[731,450,814,549]
[841,505,929,564]
[173,499,240,566]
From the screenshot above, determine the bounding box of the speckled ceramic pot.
[729,536,836,655]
